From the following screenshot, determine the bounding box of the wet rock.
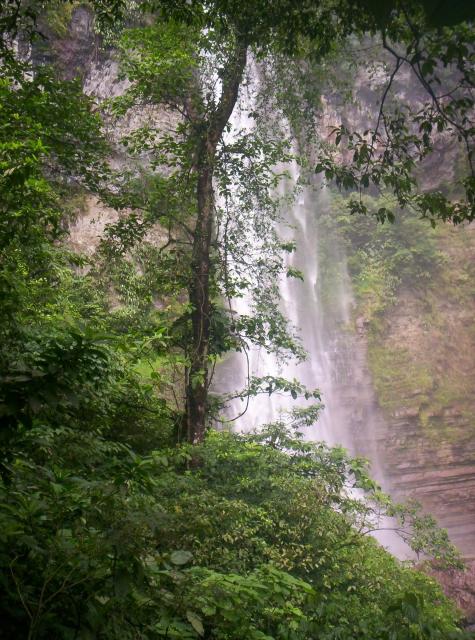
[425,561,475,622]
[392,406,420,418]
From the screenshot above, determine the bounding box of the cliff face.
[33,4,100,79]
[319,206,475,560]
[314,187,475,622]
[316,53,475,561]
[36,5,173,260]
[367,223,475,558]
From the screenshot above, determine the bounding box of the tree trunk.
[187,151,214,443]
[186,41,247,443]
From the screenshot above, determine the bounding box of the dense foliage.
[1,1,474,638]
[0,416,468,638]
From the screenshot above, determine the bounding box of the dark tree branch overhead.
[381,29,474,177]
[316,6,474,227]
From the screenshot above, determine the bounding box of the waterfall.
[214,94,368,449]
[217,170,341,440]
[216,157,380,453]
[213,75,413,557]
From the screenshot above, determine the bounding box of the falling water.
[213,75,415,556]
[216,160,383,457]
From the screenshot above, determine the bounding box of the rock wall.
[367,223,475,558]
[35,4,174,257]
[316,48,475,560]
[318,208,475,559]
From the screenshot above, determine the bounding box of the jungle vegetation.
[0,0,474,638]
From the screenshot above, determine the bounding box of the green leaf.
[201,605,216,616]
[186,611,204,636]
